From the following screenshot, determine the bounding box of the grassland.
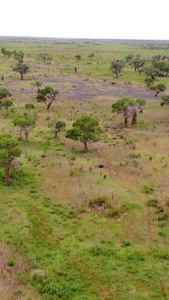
[0,37,169,300]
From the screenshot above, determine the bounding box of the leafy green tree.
[145,77,154,90]
[150,83,166,97]
[163,65,169,77]
[0,88,12,107]
[130,99,146,125]
[49,121,66,138]
[34,81,43,92]
[132,57,146,72]
[1,47,7,56]
[75,55,81,61]
[112,98,135,127]
[0,134,21,183]
[14,115,36,143]
[88,53,95,59]
[36,86,59,111]
[66,115,100,152]
[125,54,134,63]
[160,95,169,106]
[13,63,29,80]
[14,50,24,63]
[144,66,159,80]
[1,100,13,117]
[37,53,50,63]
[110,60,125,78]
[25,103,35,113]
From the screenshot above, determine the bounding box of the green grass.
[0,38,169,299]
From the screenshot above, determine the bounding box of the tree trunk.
[19,129,23,140]
[21,73,23,80]
[115,71,118,78]
[84,140,88,153]
[5,164,10,183]
[25,132,29,143]
[55,129,61,139]
[124,117,128,128]
[131,113,137,125]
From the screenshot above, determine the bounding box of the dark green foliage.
[150,83,166,97]
[112,98,134,127]
[25,103,35,111]
[66,115,101,152]
[36,86,59,110]
[142,184,154,194]
[7,260,15,267]
[0,88,12,106]
[110,59,125,78]
[14,50,24,63]
[1,99,13,108]
[75,55,81,61]
[147,198,159,207]
[14,115,36,143]
[160,95,169,106]
[0,134,21,183]
[13,63,29,80]
[144,77,154,89]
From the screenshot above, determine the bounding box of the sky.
[0,0,168,40]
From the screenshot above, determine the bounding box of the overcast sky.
[0,0,168,40]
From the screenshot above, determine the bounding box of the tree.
[36,86,59,111]
[125,54,134,63]
[49,121,66,138]
[1,100,13,117]
[34,81,43,92]
[13,63,29,80]
[88,53,95,59]
[132,57,146,72]
[75,55,81,62]
[25,103,35,113]
[0,88,12,107]
[66,115,101,153]
[130,99,146,125]
[110,60,125,78]
[14,115,36,143]
[0,134,21,183]
[144,77,154,90]
[150,83,166,97]
[14,51,24,63]
[160,95,169,106]
[144,66,159,80]
[1,47,7,57]
[112,98,134,127]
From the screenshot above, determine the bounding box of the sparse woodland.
[1,37,169,299]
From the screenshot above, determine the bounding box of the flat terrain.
[0,37,169,300]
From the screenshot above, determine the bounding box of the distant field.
[0,37,169,300]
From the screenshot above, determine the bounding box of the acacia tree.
[112,98,134,127]
[25,103,35,113]
[14,51,24,63]
[132,57,146,72]
[1,100,13,117]
[150,83,166,97]
[13,63,29,80]
[14,116,36,143]
[66,115,101,153]
[0,134,21,183]
[0,88,12,107]
[110,60,125,78]
[34,81,43,92]
[36,86,59,111]
[52,121,66,139]
[160,95,169,106]
[130,99,146,125]
[144,77,154,90]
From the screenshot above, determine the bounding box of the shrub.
[7,260,15,267]
[142,184,154,194]
[98,164,104,168]
[147,198,159,207]
[89,195,112,209]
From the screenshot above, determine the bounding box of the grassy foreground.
[0,38,169,299]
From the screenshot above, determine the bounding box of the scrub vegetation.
[1,37,169,299]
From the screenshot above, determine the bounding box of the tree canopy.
[0,134,21,183]
[66,115,101,152]
[36,86,59,110]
